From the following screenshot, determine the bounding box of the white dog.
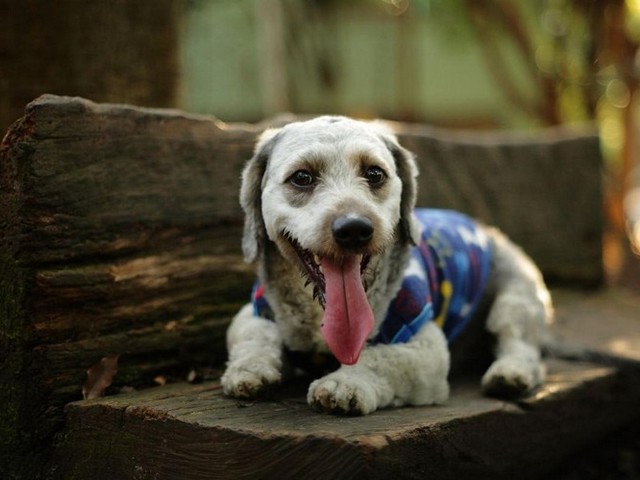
[221,116,552,415]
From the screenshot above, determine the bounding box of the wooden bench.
[1,95,639,479]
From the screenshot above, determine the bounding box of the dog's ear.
[240,128,280,263]
[381,134,421,245]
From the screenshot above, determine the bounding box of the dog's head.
[240,116,420,364]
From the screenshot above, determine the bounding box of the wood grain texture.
[0,95,261,476]
[0,95,603,476]
[396,125,603,283]
[56,363,639,480]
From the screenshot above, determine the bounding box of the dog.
[220,116,552,415]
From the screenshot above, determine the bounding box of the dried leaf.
[82,354,119,400]
[187,368,203,384]
[164,320,178,331]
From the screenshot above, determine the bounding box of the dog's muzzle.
[281,216,376,365]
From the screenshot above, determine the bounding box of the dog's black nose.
[332,216,374,249]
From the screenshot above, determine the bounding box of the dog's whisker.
[282,230,329,309]
[360,254,371,274]
[312,285,326,308]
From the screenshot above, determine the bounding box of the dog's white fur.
[221,116,552,415]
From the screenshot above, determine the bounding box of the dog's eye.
[364,166,386,186]
[289,170,316,188]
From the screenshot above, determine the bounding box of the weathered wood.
[0,95,603,476]
[396,125,603,284]
[0,96,261,477]
[53,290,640,480]
[56,366,637,480]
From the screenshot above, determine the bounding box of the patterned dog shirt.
[252,209,493,352]
[371,209,492,345]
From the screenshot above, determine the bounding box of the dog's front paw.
[481,356,545,399]
[221,361,281,399]
[307,372,379,415]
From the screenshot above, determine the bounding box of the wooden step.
[53,289,640,480]
[55,362,637,480]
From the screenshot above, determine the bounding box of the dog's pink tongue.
[320,255,374,365]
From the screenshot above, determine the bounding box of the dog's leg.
[481,229,552,398]
[307,322,450,415]
[220,303,283,398]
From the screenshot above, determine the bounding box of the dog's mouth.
[283,231,371,308]
[283,231,375,366]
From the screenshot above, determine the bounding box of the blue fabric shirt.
[370,209,492,345]
[252,209,493,347]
